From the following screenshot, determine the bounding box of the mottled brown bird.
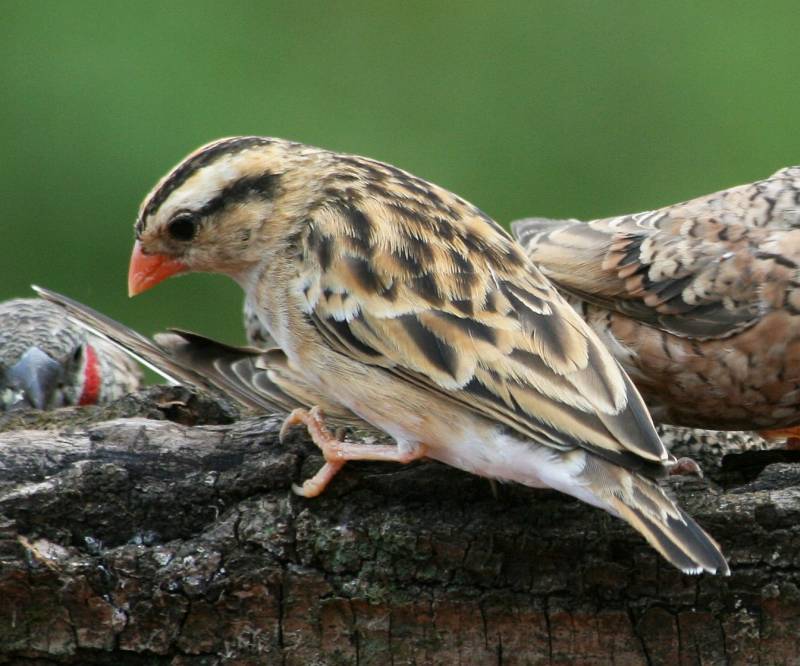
[125,136,728,574]
[512,166,800,440]
[0,297,141,410]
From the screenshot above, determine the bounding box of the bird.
[125,136,729,574]
[0,297,141,411]
[512,166,800,442]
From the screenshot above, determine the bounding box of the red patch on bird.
[78,344,101,405]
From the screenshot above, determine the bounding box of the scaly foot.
[280,406,427,497]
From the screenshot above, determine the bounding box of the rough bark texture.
[1,386,799,665]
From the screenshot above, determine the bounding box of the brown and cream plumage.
[512,166,800,437]
[125,136,728,574]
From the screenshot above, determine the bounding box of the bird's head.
[129,136,329,295]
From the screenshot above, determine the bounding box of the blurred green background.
[2,1,799,344]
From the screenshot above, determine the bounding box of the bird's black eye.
[167,214,198,241]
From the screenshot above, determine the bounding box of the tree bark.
[0,386,799,665]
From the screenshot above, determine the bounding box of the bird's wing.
[295,199,668,472]
[31,286,349,418]
[512,167,800,340]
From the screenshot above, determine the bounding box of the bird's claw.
[280,407,348,497]
[291,460,346,497]
[279,407,312,444]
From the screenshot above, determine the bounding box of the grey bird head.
[0,297,143,411]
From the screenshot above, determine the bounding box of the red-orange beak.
[127,240,189,297]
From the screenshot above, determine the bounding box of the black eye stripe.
[195,172,279,218]
[167,214,199,241]
[161,171,278,242]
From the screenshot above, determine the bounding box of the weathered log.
[0,385,799,665]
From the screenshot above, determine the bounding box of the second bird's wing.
[512,167,800,340]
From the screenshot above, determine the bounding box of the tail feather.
[31,286,303,414]
[510,216,577,247]
[33,286,368,428]
[610,494,728,575]
[512,217,621,291]
[588,456,729,575]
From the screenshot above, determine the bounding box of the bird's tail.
[510,215,641,304]
[510,216,577,249]
[31,285,305,414]
[582,455,729,575]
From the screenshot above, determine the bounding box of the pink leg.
[280,407,427,497]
